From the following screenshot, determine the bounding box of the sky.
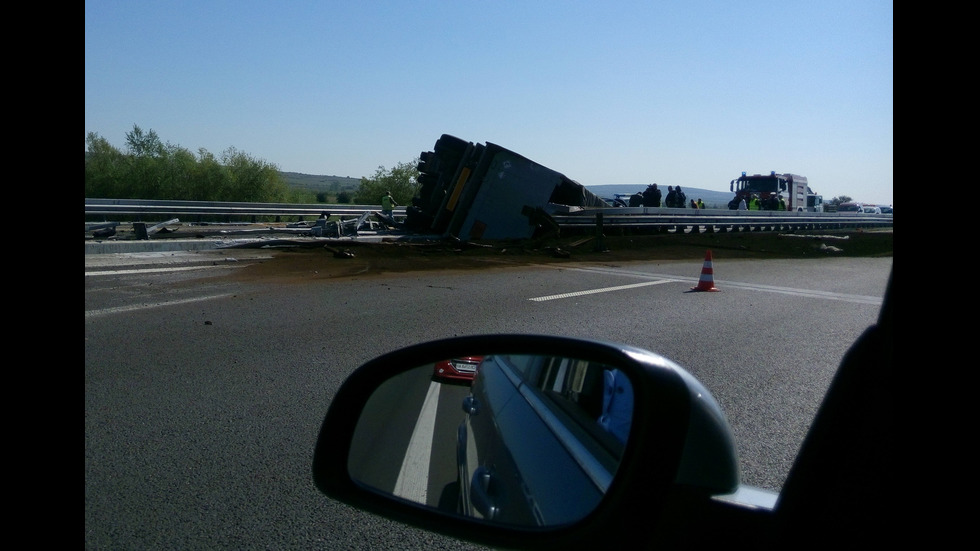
[85,1,893,206]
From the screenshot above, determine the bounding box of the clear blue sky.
[85,1,893,206]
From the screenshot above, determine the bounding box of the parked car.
[432,356,483,383]
[601,197,628,207]
[862,206,882,214]
[312,268,893,548]
[836,201,864,212]
[879,205,893,214]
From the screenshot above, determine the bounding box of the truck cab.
[729,171,809,211]
[806,193,823,212]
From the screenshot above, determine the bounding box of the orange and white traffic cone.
[690,250,720,292]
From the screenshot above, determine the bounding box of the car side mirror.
[312,335,760,549]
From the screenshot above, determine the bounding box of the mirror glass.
[348,354,634,527]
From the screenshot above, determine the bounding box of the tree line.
[85,125,420,207]
[90,126,860,211]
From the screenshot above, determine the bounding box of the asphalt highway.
[85,246,891,550]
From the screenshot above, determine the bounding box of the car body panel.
[458,354,619,526]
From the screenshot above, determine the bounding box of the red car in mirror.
[432,356,483,383]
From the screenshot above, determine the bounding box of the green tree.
[125,124,165,157]
[191,148,232,201]
[354,159,419,205]
[159,144,198,199]
[85,125,291,204]
[85,132,126,198]
[119,125,171,199]
[220,147,288,203]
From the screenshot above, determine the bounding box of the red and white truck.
[728,171,823,212]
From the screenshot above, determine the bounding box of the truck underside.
[406,135,607,240]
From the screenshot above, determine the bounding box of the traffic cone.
[690,250,720,292]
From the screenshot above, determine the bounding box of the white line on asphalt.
[85,265,240,277]
[528,264,882,305]
[709,280,883,304]
[530,279,678,301]
[394,381,441,504]
[84,294,236,318]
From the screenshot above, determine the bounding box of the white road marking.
[529,265,882,305]
[85,265,241,277]
[394,381,441,504]
[85,294,235,318]
[703,280,882,304]
[530,279,677,301]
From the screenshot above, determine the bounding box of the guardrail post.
[133,222,149,240]
[594,212,607,252]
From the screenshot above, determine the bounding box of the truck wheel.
[434,134,469,157]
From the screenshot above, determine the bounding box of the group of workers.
[728,194,786,211]
[628,184,704,209]
[625,184,793,211]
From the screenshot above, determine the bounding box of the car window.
[500,354,538,378]
[499,354,632,454]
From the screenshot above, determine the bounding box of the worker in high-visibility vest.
[381,191,398,222]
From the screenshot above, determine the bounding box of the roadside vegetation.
[352,160,419,208]
[85,125,858,215]
[84,124,419,207]
[85,125,295,203]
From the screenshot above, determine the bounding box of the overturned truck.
[404,135,607,240]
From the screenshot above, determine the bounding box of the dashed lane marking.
[530,279,677,301]
[85,265,243,277]
[85,294,235,318]
[528,264,883,305]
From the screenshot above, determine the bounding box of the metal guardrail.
[84,198,404,218]
[84,198,892,233]
[557,205,892,233]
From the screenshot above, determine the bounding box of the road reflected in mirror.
[348,354,634,527]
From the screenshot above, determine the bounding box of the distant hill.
[277,172,736,208]
[586,184,733,209]
[280,172,360,193]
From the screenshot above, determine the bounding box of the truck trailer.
[406,135,607,240]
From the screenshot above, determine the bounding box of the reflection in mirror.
[348,354,634,527]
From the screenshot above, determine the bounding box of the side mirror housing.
[312,335,761,549]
